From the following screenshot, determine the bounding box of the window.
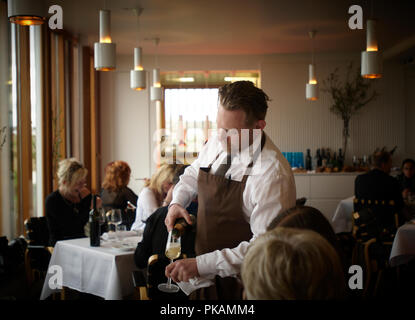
[159,70,260,165]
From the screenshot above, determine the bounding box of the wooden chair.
[351,198,397,298]
[24,217,54,288]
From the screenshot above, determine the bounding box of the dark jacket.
[100,186,138,212]
[355,169,404,229]
[134,202,198,269]
[45,191,92,246]
[396,174,415,193]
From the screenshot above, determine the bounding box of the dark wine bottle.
[171,214,196,238]
[89,194,101,247]
[321,148,327,167]
[305,149,312,170]
[316,149,322,168]
[338,148,344,169]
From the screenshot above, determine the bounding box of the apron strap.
[208,152,222,169]
[242,133,266,182]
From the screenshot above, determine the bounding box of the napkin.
[177,277,214,296]
[101,230,139,240]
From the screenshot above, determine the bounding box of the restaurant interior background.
[1,0,415,242]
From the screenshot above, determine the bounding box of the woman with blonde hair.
[45,158,91,246]
[131,163,178,232]
[241,227,346,300]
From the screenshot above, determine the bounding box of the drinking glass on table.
[108,209,122,233]
[116,224,127,241]
[158,231,181,293]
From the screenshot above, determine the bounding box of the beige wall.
[100,52,412,195]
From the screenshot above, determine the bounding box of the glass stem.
[167,259,173,288]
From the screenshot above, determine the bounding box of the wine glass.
[109,209,122,231]
[158,231,181,293]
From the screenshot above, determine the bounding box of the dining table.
[40,233,142,300]
[331,196,354,233]
[389,221,415,267]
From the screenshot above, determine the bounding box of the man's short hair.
[241,227,346,300]
[218,81,269,125]
[373,151,391,168]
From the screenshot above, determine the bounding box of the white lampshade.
[306,64,318,101]
[94,10,116,71]
[361,20,382,79]
[130,47,146,90]
[8,0,47,25]
[151,68,163,101]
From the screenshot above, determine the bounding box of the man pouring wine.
[164,81,296,299]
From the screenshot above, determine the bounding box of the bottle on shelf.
[316,148,322,168]
[171,214,197,238]
[89,194,101,247]
[338,148,344,170]
[326,148,332,168]
[321,148,327,167]
[305,149,312,171]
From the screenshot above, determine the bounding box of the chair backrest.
[352,198,399,242]
[24,217,50,246]
[146,254,188,300]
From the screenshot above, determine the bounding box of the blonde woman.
[131,164,177,233]
[241,227,346,300]
[45,158,91,246]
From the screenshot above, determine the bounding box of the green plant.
[322,62,379,160]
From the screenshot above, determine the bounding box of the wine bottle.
[171,214,197,238]
[305,149,312,171]
[338,148,344,169]
[89,194,101,247]
[321,148,327,167]
[316,149,322,168]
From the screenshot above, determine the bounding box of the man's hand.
[165,203,193,232]
[165,258,199,283]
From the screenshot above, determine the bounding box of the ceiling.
[45,0,415,56]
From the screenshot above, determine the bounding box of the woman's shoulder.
[139,187,154,197]
[46,190,61,204]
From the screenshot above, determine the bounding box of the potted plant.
[322,62,379,161]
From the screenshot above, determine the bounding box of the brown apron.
[193,134,265,300]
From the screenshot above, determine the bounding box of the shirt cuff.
[196,253,217,280]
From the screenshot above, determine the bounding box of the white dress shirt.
[130,187,159,232]
[171,132,296,280]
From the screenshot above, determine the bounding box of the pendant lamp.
[306,30,318,101]
[130,8,146,91]
[151,68,163,101]
[94,9,116,71]
[150,38,163,101]
[7,0,46,25]
[361,20,382,79]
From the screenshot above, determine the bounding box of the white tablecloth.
[331,196,354,233]
[389,222,415,267]
[40,236,142,300]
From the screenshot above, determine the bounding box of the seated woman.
[241,227,346,300]
[100,161,138,229]
[45,158,92,246]
[396,158,415,199]
[134,165,197,269]
[130,163,177,233]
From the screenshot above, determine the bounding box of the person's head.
[241,227,346,300]
[373,151,392,174]
[57,158,88,195]
[401,158,415,179]
[267,206,340,254]
[217,81,269,152]
[145,163,177,197]
[172,164,189,186]
[102,160,132,192]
